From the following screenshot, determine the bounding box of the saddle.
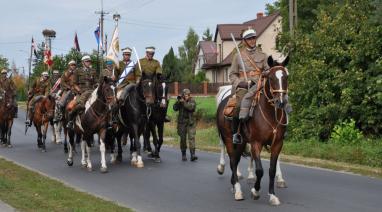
[223,96,236,118]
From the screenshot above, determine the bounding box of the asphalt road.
[0,110,381,212]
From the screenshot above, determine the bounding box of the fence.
[167,81,230,96]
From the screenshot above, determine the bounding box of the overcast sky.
[0,0,276,72]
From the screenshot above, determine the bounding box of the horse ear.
[282,56,289,67]
[267,56,274,67]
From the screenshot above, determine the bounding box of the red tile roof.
[199,41,217,65]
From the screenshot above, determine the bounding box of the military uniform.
[0,75,17,117]
[173,90,198,161]
[136,57,162,76]
[74,66,97,106]
[27,76,50,123]
[117,60,139,86]
[57,68,76,108]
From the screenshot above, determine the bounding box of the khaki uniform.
[28,78,50,119]
[117,60,140,87]
[136,57,162,76]
[58,69,76,107]
[74,67,97,105]
[229,47,269,119]
[173,97,196,152]
[0,77,17,117]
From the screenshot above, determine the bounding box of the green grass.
[0,158,133,212]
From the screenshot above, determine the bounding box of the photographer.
[173,88,198,162]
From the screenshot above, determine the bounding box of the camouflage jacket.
[173,97,196,125]
[73,67,97,93]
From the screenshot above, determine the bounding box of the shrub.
[330,119,363,145]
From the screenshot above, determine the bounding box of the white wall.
[256,16,283,59]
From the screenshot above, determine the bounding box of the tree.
[202,28,213,41]
[178,27,199,82]
[162,47,181,82]
[0,55,9,70]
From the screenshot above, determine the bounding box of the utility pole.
[289,0,297,36]
[95,0,109,73]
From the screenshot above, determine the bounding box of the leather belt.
[239,70,260,78]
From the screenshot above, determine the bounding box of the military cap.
[42,71,49,76]
[242,28,256,39]
[1,69,7,74]
[81,55,91,61]
[68,60,76,65]
[182,88,191,95]
[53,70,60,74]
[145,46,155,53]
[122,47,132,54]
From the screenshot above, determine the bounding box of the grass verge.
[0,158,133,212]
[164,122,382,179]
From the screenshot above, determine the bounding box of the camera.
[177,95,182,100]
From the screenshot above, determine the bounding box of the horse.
[30,95,56,152]
[0,89,14,148]
[66,77,116,173]
[114,73,154,167]
[143,77,169,162]
[216,56,289,205]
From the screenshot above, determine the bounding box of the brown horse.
[66,77,116,173]
[30,95,56,152]
[0,89,14,147]
[216,56,289,205]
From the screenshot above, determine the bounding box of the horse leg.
[63,126,68,153]
[53,121,62,144]
[250,142,264,200]
[67,130,75,166]
[276,156,287,188]
[133,124,144,168]
[143,123,152,153]
[268,142,283,206]
[109,134,117,165]
[80,139,87,168]
[157,122,164,152]
[230,143,246,201]
[99,130,108,173]
[41,122,48,152]
[116,131,123,162]
[151,124,160,162]
[85,138,93,171]
[247,156,255,180]
[6,120,13,148]
[36,125,42,149]
[217,138,226,175]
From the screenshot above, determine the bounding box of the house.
[194,12,282,83]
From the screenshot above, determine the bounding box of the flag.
[74,32,80,52]
[106,25,120,68]
[43,43,53,67]
[94,24,102,50]
[31,37,38,57]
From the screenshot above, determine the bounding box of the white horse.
[216,85,287,187]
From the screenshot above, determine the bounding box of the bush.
[330,119,363,145]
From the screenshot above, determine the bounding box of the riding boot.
[232,117,242,144]
[25,106,34,127]
[67,104,85,129]
[181,150,187,161]
[190,149,198,161]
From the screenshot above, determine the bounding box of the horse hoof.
[81,163,87,168]
[251,188,260,200]
[277,181,287,188]
[100,167,108,173]
[234,192,244,201]
[116,156,122,163]
[217,164,225,175]
[41,149,47,153]
[87,167,93,172]
[7,144,12,148]
[269,194,281,206]
[136,162,144,168]
[154,158,161,163]
[67,160,73,166]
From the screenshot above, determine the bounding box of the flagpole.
[25,37,33,134]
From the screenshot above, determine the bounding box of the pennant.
[31,37,38,57]
[106,25,120,68]
[74,32,80,52]
[94,25,102,50]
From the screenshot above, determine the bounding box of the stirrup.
[233,133,242,144]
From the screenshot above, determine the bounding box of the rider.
[229,28,269,144]
[66,55,97,129]
[100,59,117,82]
[0,69,17,118]
[136,46,170,122]
[116,47,139,103]
[50,70,61,97]
[25,71,51,126]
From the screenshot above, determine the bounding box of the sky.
[0,0,276,73]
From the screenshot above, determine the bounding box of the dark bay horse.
[143,78,169,162]
[66,77,116,173]
[30,95,56,152]
[0,90,14,147]
[216,56,289,205]
[114,73,154,167]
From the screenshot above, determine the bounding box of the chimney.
[257,12,264,19]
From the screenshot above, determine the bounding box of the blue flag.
[94,26,102,49]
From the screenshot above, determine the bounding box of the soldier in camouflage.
[66,55,98,129]
[173,88,198,162]
[0,69,17,118]
[25,71,51,126]
[229,28,270,144]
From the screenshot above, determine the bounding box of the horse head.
[98,76,116,108]
[140,72,155,105]
[43,94,56,120]
[264,56,289,109]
